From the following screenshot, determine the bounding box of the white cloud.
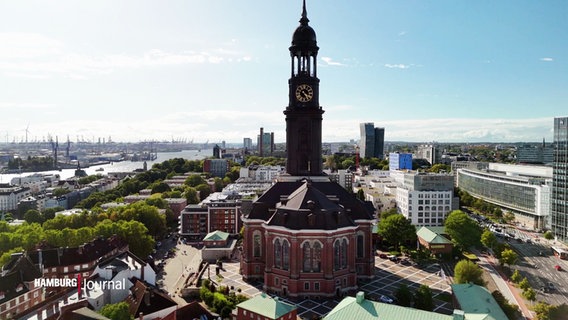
[540,57,553,62]
[0,33,62,59]
[384,63,411,69]
[0,33,252,79]
[0,102,55,109]
[0,115,554,144]
[322,117,553,143]
[321,57,345,66]
[398,31,407,36]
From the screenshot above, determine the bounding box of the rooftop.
[236,293,296,319]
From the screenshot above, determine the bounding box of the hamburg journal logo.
[34,274,126,296]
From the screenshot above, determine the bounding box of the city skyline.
[1,0,567,144]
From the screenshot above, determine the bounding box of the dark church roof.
[246,179,374,230]
[268,181,354,230]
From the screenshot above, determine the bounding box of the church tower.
[240,1,375,299]
[284,0,324,176]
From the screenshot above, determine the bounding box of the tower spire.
[300,0,309,25]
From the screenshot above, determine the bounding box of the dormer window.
[0,291,5,299]
[16,284,23,292]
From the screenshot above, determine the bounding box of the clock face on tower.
[295,84,313,102]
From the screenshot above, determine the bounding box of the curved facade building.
[457,163,551,230]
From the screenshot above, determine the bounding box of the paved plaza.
[200,255,456,319]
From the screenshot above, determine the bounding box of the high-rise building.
[359,123,384,159]
[240,1,375,298]
[552,117,568,241]
[389,152,412,171]
[257,127,274,157]
[416,144,443,165]
[243,138,252,150]
[517,140,554,165]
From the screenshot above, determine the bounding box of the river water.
[0,149,213,183]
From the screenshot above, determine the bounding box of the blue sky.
[1,0,566,144]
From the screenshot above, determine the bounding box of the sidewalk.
[479,252,533,319]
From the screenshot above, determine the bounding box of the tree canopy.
[99,302,133,320]
[413,285,433,311]
[499,248,518,267]
[454,259,484,286]
[444,210,482,250]
[377,214,417,250]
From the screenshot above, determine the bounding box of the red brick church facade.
[240,1,375,299]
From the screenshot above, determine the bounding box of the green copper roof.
[203,230,230,241]
[237,293,296,319]
[417,226,452,244]
[324,292,454,320]
[451,284,509,320]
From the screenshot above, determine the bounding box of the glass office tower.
[552,117,568,242]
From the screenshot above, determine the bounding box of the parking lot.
[203,253,456,319]
[362,255,455,315]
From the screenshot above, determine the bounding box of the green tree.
[394,283,413,307]
[413,284,434,311]
[510,269,522,283]
[428,164,451,173]
[522,287,536,302]
[492,290,521,319]
[377,214,417,250]
[99,302,133,320]
[196,184,212,201]
[185,174,206,187]
[519,277,531,291]
[53,187,70,197]
[480,229,497,250]
[24,209,43,224]
[324,155,337,171]
[341,159,355,169]
[0,247,24,267]
[499,248,518,267]
[543,231,554,240]
[213,177,224,191]
[117,202,167,238]
[150,181,171,194]
[454,259,484,286]
[184,186,200,204]
[533,302,553,320]
[444,210,482,250]
[379,207,398,221]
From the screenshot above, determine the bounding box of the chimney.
[144,288,151,306]
[356,291,365,304]
[452,309,465,320]
[259,127,264,157]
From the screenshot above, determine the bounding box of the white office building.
[457,163,552,230]
[392,171,457,227]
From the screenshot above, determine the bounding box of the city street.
[501,227,568,306]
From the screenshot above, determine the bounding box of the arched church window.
[313,242,322,272]
[253,233,261,258]
[333,240,340,271]
[303,242,311,272]
[341,239,348,269]
[274,239,282,268]
[282,240,290,270]
[357,234,364,258]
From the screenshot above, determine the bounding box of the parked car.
[379,295,394,304]
[547,282,555,290]
[379,253,388,259]
[555,265,562,271]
